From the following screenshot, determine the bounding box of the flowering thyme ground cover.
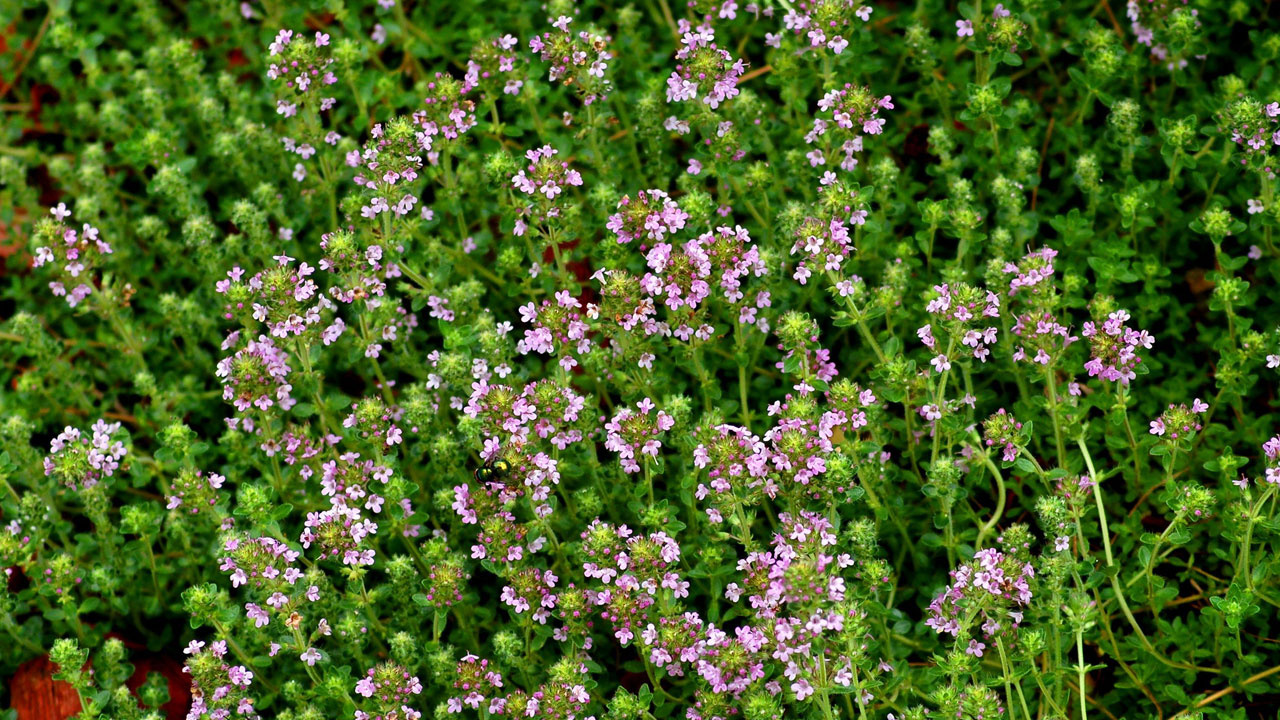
[3,0,1280,718]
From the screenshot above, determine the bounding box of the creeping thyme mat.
[3,0,1280,719]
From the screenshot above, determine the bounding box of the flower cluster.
[184,640,260,720]
[918,282,1001,367]
[693,423,767,523]
[1010,311,1076,365]
[805,85,893,169]
[982,408,1024,462]
[1003,246,1058,296]
[1082,308,1152,385]
[30,204,113,307]
[350,117,427,218]
[581,520,689,644]
[1262,435,1280,485]
[1148,397,1208,438]
[11,4,1280,720]
[301,504,378,566]
[215,257,343,343]
[926,544,1034,644]
[354,663,424,720]
[666,24,745,109]
[416,72,480,154]
[788,211,856,283]
[529,16,613,105]
[606,189,689,245]
[266,29,338,117]
[774,1,874,54]
[516,292,594,371]
[511,145,584,236]
[42,420,128,491]
[640,224,768,320]
[166,469,227,513]
[466,34,526,97]
[217,335,296,417]
[465,379,587,449]
[604,398,675,473]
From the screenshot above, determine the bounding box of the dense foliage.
[3,0,1280,719]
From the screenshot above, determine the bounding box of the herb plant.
[2,1,1280,719]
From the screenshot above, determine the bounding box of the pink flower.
[956,19,974,37]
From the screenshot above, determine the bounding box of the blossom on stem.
[665,24,745,108]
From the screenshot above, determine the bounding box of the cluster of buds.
[665,24,745,109]
[343,397,406,448]
[1126,0,1200,67]
[956,4,1026,52]
[982,408,1025,462]
[1149,398,1208,439]
[31,203,113,307]
[166,468,226,513]
[419,547,470,610]
[1217,95,1280,172]
[318,229,396,307]
[529,16,613,105]
[774,311,837,387]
